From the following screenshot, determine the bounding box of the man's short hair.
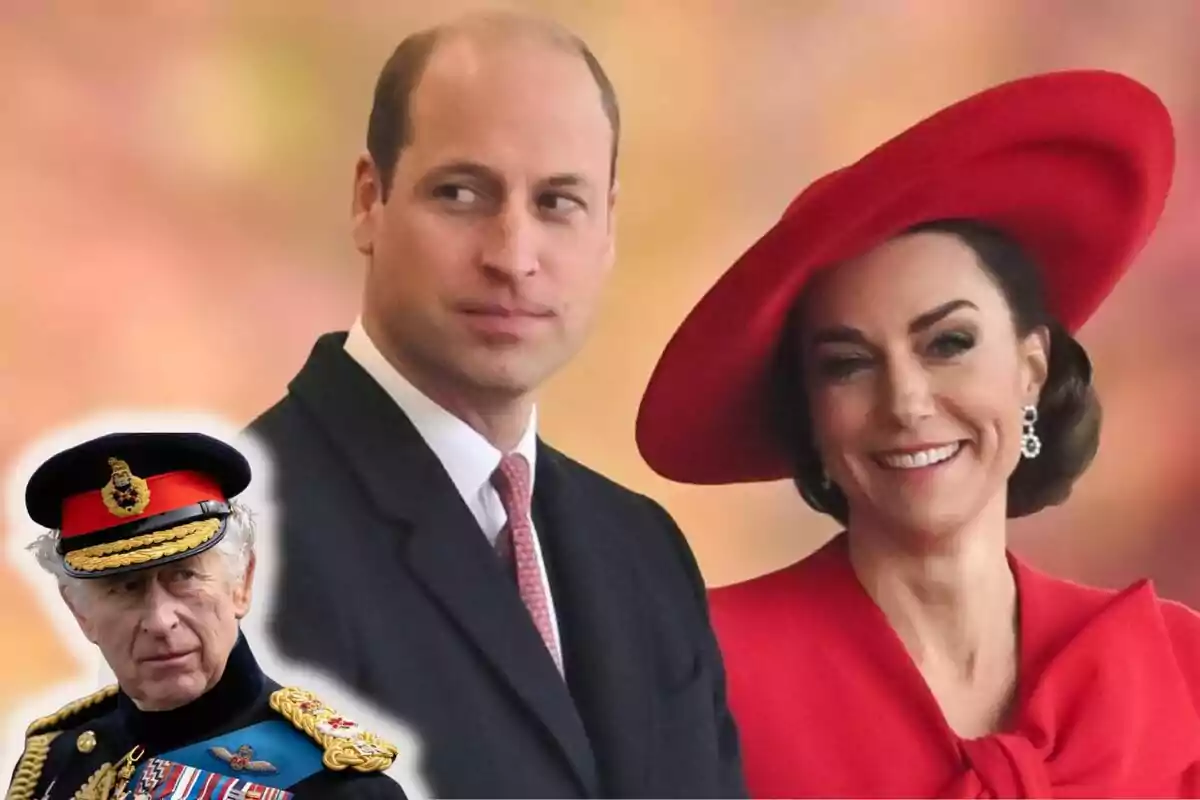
[366,13,621,200]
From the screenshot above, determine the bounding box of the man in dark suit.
[247,11,745,798]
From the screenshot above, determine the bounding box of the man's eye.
[538,192,584,215]
[432,185,481,205]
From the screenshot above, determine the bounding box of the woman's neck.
[846,503,1017,682]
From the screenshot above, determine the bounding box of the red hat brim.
[635,70,1175,486]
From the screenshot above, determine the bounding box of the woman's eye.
[927,331,976,358]
[816,355,871,381]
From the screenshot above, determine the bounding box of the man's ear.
[232,551,256,620]
[603,179,619,269]
[61,583,98,644]
[352,152,386,257]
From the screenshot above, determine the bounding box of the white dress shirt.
[343,319,562,658]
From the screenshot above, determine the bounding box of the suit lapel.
[286,333,598,795]
[401,500,599,796]
[535,445,653,795]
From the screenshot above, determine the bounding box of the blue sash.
[128,720,323,798]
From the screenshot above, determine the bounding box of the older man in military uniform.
[5,432,408,799]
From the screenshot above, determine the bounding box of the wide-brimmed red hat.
[636,69,1175,486]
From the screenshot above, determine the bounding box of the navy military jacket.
[6,635,407,799]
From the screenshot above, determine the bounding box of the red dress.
[709,534,1200,798]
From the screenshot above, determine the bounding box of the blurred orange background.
[2,0,1198,718]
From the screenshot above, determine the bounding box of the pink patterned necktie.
[492,453,563,673]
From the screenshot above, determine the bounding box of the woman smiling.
[637,70,1200,797]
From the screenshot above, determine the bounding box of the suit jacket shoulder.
[538,443,712,613]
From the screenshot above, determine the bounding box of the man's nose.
[480,202,539,280]
[138,581,182,634]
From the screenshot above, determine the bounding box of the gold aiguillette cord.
[109,745,144,800]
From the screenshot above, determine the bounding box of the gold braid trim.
[26,685,118,737]
[66,524,201,559]
[71,763,114,800]
[269,687,398,773]
[5,732,58,800]
[64,519,220,573]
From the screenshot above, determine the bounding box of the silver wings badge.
[208,744,279,773]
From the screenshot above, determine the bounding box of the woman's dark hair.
[777,218,1102,522]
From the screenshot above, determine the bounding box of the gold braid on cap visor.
[63,518,222,573]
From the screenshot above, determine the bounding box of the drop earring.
[1021,404,1041,459]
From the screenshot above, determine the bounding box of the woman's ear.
[1020,325,1051,402]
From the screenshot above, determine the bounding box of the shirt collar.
[344,318,538,501]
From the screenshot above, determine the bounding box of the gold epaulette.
[6,688,117,800]
[5,732,60,800]
[25,685,118,737]
[269,687,398,773]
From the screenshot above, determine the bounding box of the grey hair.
[28,499,257,596]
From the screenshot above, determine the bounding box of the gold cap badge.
[100,457,151,518]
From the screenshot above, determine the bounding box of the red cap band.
[61,471,226,538]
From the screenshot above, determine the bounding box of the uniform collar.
[116,631,263,750]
